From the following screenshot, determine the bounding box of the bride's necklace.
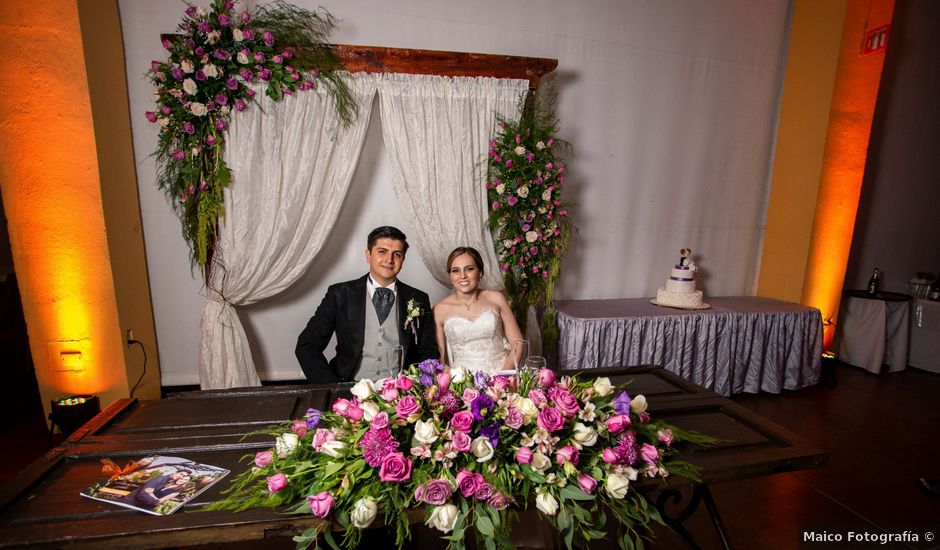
[456,290,479,310]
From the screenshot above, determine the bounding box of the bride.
[433,247,523,373]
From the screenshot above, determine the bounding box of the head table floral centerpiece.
[210,361,708,549]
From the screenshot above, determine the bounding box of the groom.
[295,226,439,383]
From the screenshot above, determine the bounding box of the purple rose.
[475,481,495,501]
[214,118,227,131]
[239,68,253,81]
[234,99,248,111]
[205,135,217,146]
[214,93,229,106]
[197,21,211,33]
[612,391,631,414]
[273,54,284,64]
[395,396,420,418]
[161,105,172,115]
[214,49,231,61]
[266,472,287,493]
[218,14,231,26]
[171,67,184,80]
[488,493,511,510]
[226,77,239,91]
[171,150,185,160]
[507,196,519,206]
[450,410,474,433]
[455,469,482,497]
[576,473,597,494]
[242,12,251,23]
[378,452,412,482]
[254,51,266,63]
[416,479,454,505]
[307,491,334,517]
[195,69,207,82]
[254,450,273,467]
[640,443,659,464]
[536,407,564,432]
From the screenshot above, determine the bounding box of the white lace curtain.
[198,74,377,389]
[198,72,528,389]
[378,74,529,288]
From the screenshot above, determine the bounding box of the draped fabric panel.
[198,74,378,389]
[377,74,529,288]
[556,297,822,396]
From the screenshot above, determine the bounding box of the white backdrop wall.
[119,0,791,385]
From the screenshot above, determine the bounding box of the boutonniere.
[403,299,424,343]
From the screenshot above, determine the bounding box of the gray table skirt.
[556,296,823,396]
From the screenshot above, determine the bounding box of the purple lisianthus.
[304,408,321,430]
[473,370,491,390]
[359,426,399,467]
[471,394,494,421]
[480,423,500,446]
[612,391,631,414]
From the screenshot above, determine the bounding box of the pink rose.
[640,443,659,464]
[528,388,547,407]
[549,388,580,416]
[450,411,475,433]
[639,412,650,424]
[144,111,157,123]
[380,386,400,402]
[396,375,414,391]
[492,376,511,390]
[475,481,495,501]
[537,368,556,388]
[555,445,579,465]
[451,431,472,452]
[310,428,335,450]
[536,407,564,432]
[436,372,451,391]
[395,396,420,418]
[504,407,524,430]
[346,401,364,421]
[657,428,674,446]
[602,448,619,464]
[462,388,480,405]
[488,492,511,510]
[307,491,334,517]
[371,411,390,430]
[254,450,273,468]
[515,446,533,464]
[266,472,287,493]
[455,470,483,497]
[576,473,597,494]
[378,452,412,482]
[416,479,454,505]
[291,419,308,438]
[606,414,631,434]
[332,398,351,415]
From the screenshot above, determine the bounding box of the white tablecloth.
[556,297,823,396]
[836,295,910,374]
[910,299,940,373]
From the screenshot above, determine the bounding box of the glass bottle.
[867,268,880,295]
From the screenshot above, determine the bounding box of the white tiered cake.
[653,248,707,309]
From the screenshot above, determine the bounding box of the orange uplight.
[801,0,894,350]
[0,1,129,416]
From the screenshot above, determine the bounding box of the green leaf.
[560,484,594,501]
[476,513,495,537]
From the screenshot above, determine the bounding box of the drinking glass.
[524,355,546,375]
[513,339,530,371]
[386,345,404,377]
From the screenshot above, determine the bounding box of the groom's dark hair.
[367,226,409,252]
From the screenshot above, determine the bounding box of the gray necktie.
[373,287,394,324]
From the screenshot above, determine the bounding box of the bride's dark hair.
[446,247,484,276]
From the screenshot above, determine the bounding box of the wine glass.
[513,339,530,372]
[524,356,547,375]
[386,345,404,377]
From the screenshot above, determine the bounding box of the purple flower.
[195,69,207,81]
[218,14,231,26]
[197,21,211,33]
[205,135,217,146]
[507,196,518,206]
[473,370,491,390]
[304,408,321,430]
[488,493,511,510]
[470,394,494,421]
[242,12,251,23]
[536,407,564,432]
[263,31,275,46]
[612,391,631,414]
[171,150,185,160]
[480,423,500,446]
[240,68,253,81]
[161,106,172,115]
[505,160,513,168]
[144,111,157,123]
[214,118,227,131]
[214,49,231,61]
[273,54,284,64]
[358,427,399,467]
[171,66,184,80]
[415,479,454,505]
[226,77,239,91]
[419,358,444,375]
[242,28,254,40]
[234,99,248,111]
[378,452,412,483]
[195,46,206,57]
[254,51,266,63]
[182,121,195,134]
[258,68,272,81]
[504,408,524,430]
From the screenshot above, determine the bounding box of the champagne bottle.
[867,268,880,295]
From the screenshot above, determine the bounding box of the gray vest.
[357,293,401,380]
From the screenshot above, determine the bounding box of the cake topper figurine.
[679,248,692,267]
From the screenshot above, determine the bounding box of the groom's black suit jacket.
[295,275,439,383]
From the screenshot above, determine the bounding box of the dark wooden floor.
[2,362,938,549]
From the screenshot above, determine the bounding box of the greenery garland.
[486,88,572,352]
[145,0,356,273]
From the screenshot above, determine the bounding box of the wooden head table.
[0,368,826,548]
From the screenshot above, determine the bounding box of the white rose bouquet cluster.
[211,361,708,550]
[145,0,355,271]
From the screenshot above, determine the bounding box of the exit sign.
[862,25,890,55]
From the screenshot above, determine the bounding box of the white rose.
[516,397,538,417]
[180,59,194,73]
[572,422,598,447]
[536,141,546,150]
[182,78,198,95]
[275,432,298,457]
[414,419,440,444]
[204,63,219,78]
[351,497,378,528]
[530,452,550,473]
[320,440,346,458]
[237,50,250,64]
[232,27,245,42]
[517,186,529,198]
[535,492,558,516]
[449,366,467,383]
[350,379,375,400]
[427,503,459,532]
[525,231,539,243]
[502,239,514,248]
[623,466,639,481]
[629,395,648,414]
[514,146,526,155]
[495,183,505,195]
[592,377,613,397]
[189,102,207,116]
[605,473,631,499]
[542,189,552,201]
[471,436,494,462]
[360,401,379,422]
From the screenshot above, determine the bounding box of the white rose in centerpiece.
[180,59,194,73]
[350,379,374,400]
[189,102,207,116]
[232,27,245,42]
[592,377,613,397]
[514,146,526,155]
[530,452,550,473]
[495,183,505,195]
[237,50,250,64]
[471,436,494,462]
[449,366,467,383]
[502,239,514,248]
[426,504,459,532]
[360,401,379,422]
[572,422,598,447]
[320,440,345,458]
[414,419,440,444]
[605,473,631,499]
[351,497,378,528]
[182,78,198,95]
[517,186,529,198]
[206,30,221,45]
[275,432,298,457]
[515,396,538,417]
[629,395,648,414]
[535,492,558,516]
[542,189,552,201]
[525,231,539,243]
[204,63,219,78]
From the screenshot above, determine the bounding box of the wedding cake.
[654,248,706,309]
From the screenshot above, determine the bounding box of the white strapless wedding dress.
[443,307,510,373]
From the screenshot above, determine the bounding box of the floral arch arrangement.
[145,0,356,272]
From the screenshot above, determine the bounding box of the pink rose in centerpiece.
[504,407,524,430]
[555,445,579,465]
[475,481,495,501]
[451,430,472,452]
[455,469,483,497]
[536,407,565,432]
[307,491,334,517]
[492,376,511,391]
[640,443,659,464]
[577,473,597,494]
[310,428,335,451]
[515,446,533,464]
[602,448,619,464]
[657,428,674,446]
[488,492,511,510]
[462,388,480,405]
[371,411,390,430]
[550,387,581,416]
[395,375,414,391]
[415,479,454,505]
[378,452,412,482]
[450,411,474,433]
[395,396,420,419]
[528,388,547,407]
[537,368,556,388]
[436,372,451,391]
[606,414,631,434]
[254,450,273,468]
[290,419,308,438]
[266,472,287,493]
